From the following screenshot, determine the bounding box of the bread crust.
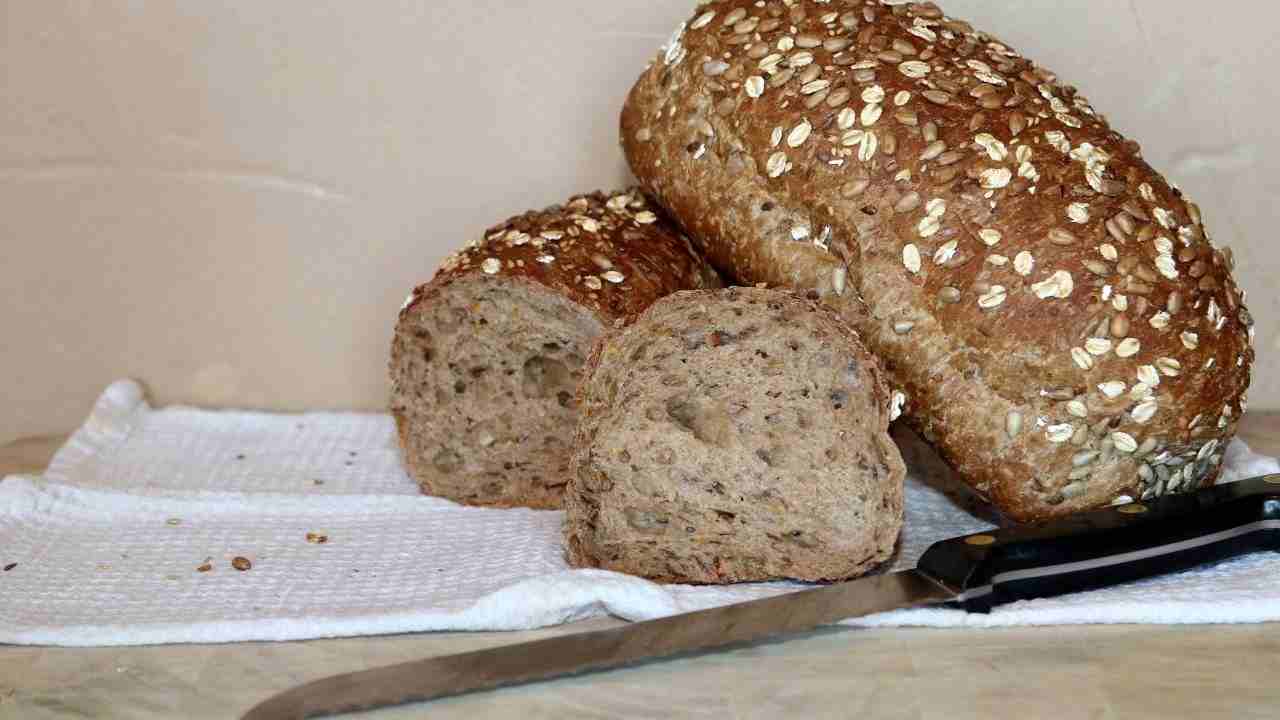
[405,190,721,327]
[622,1,1254,521]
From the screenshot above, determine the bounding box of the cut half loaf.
[390,190,720,509]
[565,286,905,583]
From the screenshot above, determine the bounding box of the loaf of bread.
[565,286,905,583]
[621,1,1255,521]
[390,190,720,509]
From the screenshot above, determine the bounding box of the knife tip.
[241,691,307,720]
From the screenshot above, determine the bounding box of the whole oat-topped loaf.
[390,190,720,509]
[622,0,1255,521]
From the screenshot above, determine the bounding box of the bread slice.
[621,1,1254,521]
[565,286,905,583]
[389,190,720,509]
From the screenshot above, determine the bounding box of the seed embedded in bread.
[622,0,1253,521]
[565,287,906,584]
[389,190,720,509]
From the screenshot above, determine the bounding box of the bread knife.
[243,474,1280,719]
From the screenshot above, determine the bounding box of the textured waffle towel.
[2,379,1278,646]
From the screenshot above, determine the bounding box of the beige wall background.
[2,0,1276,445]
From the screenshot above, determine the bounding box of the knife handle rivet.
[964,534,996,546]
[1264,475,1280,485]
[1116,503,1149,515]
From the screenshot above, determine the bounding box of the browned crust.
[621,1,1254,522]
[400,189,721,329]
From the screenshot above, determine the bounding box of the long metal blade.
[242,570,954,719]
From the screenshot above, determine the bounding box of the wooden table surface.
[2,415,1278,720]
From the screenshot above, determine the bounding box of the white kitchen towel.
[2,379,1278,646]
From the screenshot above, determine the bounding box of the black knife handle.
[916,475,1280,613]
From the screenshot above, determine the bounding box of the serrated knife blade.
[243,570,951,720]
